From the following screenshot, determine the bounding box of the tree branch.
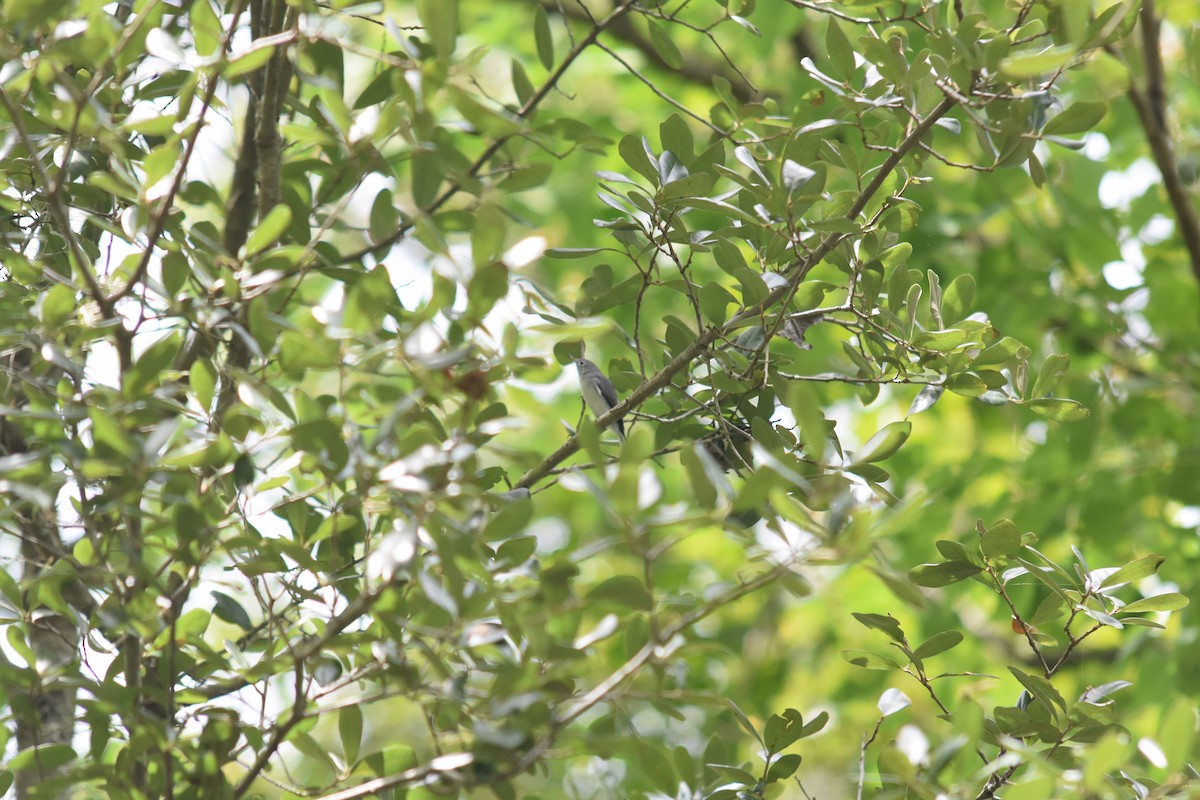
[254,0,296,215]
[514,96,957,490]
[341,0,642,264]
[110,0,265,304]
[1123,0,1200,286]
[537,0,760,102]
[312,560,800,800]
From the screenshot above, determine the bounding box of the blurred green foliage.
[0,0,1197,798]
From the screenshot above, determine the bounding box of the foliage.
[0,0,1197,798]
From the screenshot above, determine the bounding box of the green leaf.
[280,330,339,370]
[501,161,552,192]
[1016,556,1074,598]
[1043,101,1107,136]
[940,274,975,323]
[368,188,400,245]
[292,731,338,771]
[974,336,1029,367]
[839,649,901,670]
[411,148,442,208]
[495,536,536,567]
[726,699,764,747]
[417,0,458,58]
[470,204,507,267]
[851,612,906,644]
[125,332,182,397]
[781,159,816,194]
[482,496,533,541]
[143,139,181,191]
[1079,605,1123,628]
[908,561,982,587]
[534,5,554,69]
[680,443,718,509]
[1000,45,1074,78]
[908,384,944,416]
[912,630,963,660]
[981,519,1021,559]
[850,420,911,465]
[41,283,76,327]
[547,247,604,259]
[786,382,827,466]
[913,328,972,352]
[879,242,912,269]
[1026,398,1089,422]
[1030,592,1068,625]
[638,742,677,795]
[1030,353,1070,399]
[190,357,217,411]
[6,744,76,773]
[764,708,805,752]
[587,575,652,610]
[448,86,521,137]
[698,282,735,324]
[1159,698,1196,771]
[224,43,276,78]
[680,195,758,223]
[161,250,189,297]
[1099,554,1164,589]
[190,0,222,57]
[1008,666,1066,713]
[659,113,694,164]
[244,204,292,255]
[511,59,535,106]
[339,705,363,765]
[648,23,683,70]
[767,753,802,782]
[618,134,660,185]
[824,17,855,81]
[366,745,417,777]
[212,591,253,629]
[1119,593,1189,613]
[800,710,828,738]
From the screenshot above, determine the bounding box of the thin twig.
[341,0,642,264]
[514,96,957,491]
[110,0,269,305]
[1119,1,1200,286]
[311,560,801,800]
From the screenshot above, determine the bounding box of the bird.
[574,358,625,441]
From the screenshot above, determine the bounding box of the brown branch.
[254,0,296,215]
[233,662,308,797]
[187,580,387,703]
[313,560,799,800]
[537,0,760,102]
[213,0,296,424]
[1123,0,1200,287]
[223,83,260,254]
[109,0,261,304]
[514,96,956,491]
[1138,0,1167,131]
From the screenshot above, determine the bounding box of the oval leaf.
[1119,593,1189,614]
[912,630,964,660]
[851,420,912,465]
[839,649,901,670]
[909,561,982,587]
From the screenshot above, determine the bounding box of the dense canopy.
[0,0,1198,798]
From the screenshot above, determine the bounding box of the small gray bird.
[574,358,625,441]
